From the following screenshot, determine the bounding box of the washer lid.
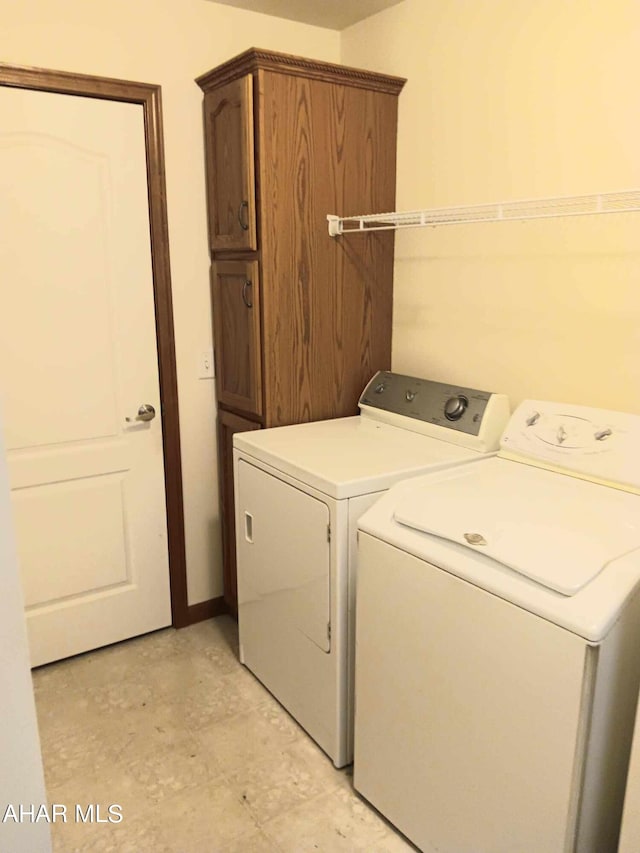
[393,462,640,595]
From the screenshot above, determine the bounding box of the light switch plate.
[198,348,215,379]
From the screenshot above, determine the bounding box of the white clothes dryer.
[233,372,509,767]
[354,399,640,853]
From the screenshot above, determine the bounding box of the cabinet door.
[211,260,263,417]
[217,410,260,613]
[203,75,256,251]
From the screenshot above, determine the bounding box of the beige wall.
[1,0,339,605]
[342,0,640,413]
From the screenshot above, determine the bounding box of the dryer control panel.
[358,372,510,453]
[360,372,495,436]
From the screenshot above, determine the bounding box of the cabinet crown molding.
[196,47,406,95]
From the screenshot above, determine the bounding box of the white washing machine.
[354,399,640,853]
[233,372,509,767]
[619,697,640,853]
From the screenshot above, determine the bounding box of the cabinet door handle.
[242,279,253,308]
[238,200,249,231]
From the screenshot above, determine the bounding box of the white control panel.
[501,400,640,492]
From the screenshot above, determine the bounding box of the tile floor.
[32,616,416,852]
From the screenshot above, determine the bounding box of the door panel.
[212,259,263,417]
[204,74,256,251]
[237,459,330,652]
[0,85,171,666]
[14,475,128,606]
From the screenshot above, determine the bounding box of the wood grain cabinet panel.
[203,75,256,251]
[211,259,262,418]
[197,49,405,612]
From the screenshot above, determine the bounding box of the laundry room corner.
[341,0,640,413]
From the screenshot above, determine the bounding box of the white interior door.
[0,85,172,667]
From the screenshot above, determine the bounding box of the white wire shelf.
[327,189,640,237]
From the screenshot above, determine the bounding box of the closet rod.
[327,189,640,237]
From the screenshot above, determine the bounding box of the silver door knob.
[126,404,156,423]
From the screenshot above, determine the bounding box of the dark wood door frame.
[0,62,190,628]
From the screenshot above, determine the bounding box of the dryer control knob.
[444,395,468,421]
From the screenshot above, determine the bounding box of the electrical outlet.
[198,348,214,379]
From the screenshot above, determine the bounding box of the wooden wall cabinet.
[197,48,405,613]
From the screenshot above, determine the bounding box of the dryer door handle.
[244,511,254,544]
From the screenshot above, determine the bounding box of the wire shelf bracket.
[327,189,640,237]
